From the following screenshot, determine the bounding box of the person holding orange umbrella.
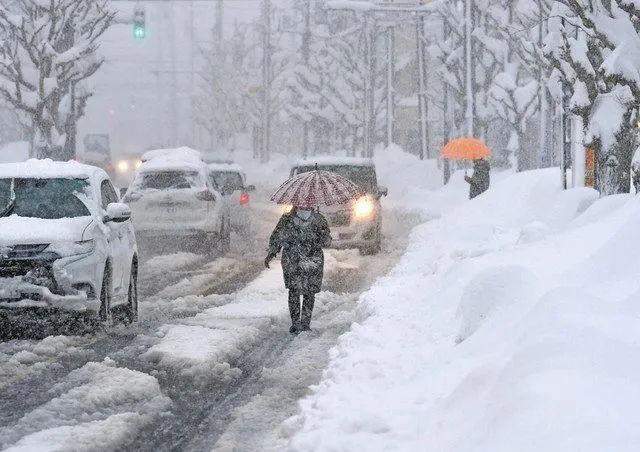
[440,137,492,199]
[464,158,490,199]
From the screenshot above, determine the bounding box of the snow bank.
[288,168,640,451]
[372,144,443,217]
[0,358,171,451]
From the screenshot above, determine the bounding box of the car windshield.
[294,165,378,193]
[210,171,243,193]
[0,177,91,219]
[137,171,203,190]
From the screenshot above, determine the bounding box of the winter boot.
[288,290,301,334]
[300,293,315,331]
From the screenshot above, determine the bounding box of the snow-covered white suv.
[290,157,388,255]
[123,149,230,253]
[0,160,138,324]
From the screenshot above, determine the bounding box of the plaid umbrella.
[271,168,363,208]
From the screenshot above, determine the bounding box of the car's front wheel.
[124,260,138,324]
[98,264,113,326]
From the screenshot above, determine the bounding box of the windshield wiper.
[0,178,16,218]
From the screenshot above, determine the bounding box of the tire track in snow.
[0,251,264,433]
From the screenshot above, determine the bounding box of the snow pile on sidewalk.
[287,168,640,451]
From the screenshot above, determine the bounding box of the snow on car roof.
[141,146,203,162]
[138,155,206,173]
[293,156,375,168]
[0,159,104,180]
[207,162,244,173]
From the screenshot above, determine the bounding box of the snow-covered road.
[0,204,420,451]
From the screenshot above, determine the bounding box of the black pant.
[288,289,315,330]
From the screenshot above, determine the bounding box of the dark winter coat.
[464,159,490,199]
[268,210,332,294]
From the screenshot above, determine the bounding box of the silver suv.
[290,157,387,255]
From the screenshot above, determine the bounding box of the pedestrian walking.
[464,158,491,199]
[265,206,332,334]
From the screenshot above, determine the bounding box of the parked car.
[207,162,255,236]
[123,150,230,253]
[289,157,387,255]
[0,159,138,324]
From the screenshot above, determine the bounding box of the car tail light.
[240,192,249,205]
[196,190,217,202]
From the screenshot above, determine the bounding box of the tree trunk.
[595,119,636,195]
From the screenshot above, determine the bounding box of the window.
[293,165,378,194]
[101,180,119,210]
[136,171,203,190]
[210,171,244,192]
[0,178,91,219]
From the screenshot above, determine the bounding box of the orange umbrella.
[440,137,492,160]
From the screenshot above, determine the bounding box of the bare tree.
[0,0,114,160]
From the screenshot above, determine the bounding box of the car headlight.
[353,197,375,219]
[117,160,129,173]
[282,204,293,213]
[47,240,95,258]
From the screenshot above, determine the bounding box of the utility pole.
[443,20,451,183]
[301,0,311,158]
[363,12,374,158]
[416,15,428,160]
[164,4,178,147]
[386,23,395,149]
[465,0,474,138]
[190,0,196,148]
[537,0,547,169]
[261,0,271,163]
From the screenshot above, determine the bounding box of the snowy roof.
[293,156,375,168]
[0,159,104,180]
[207,162,244,173]
[141,146,203,163]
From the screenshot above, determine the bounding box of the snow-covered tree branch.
[0,0,114,160]
[546,0,640,194]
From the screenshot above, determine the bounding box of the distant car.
[123,150,230,253]
[0,160,138,324]
[113,152,143,189]
[80,134,114,179]
[207,163,255,236]
[289,157,387,255]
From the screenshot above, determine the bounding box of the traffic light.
[133,6,146,40]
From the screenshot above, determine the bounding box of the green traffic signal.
[134,24,146,39]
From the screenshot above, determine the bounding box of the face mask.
[296,209,312,220]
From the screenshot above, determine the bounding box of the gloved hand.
[264,253,275,269]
